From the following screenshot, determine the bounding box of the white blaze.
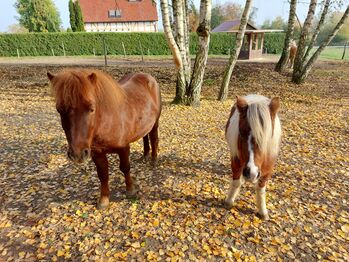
[247,134,259,181]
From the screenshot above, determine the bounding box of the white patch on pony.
[225,176,245,207]
[247,134,259,182]
[256,185,268,217]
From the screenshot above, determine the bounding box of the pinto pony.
[225,95,281,220]
[47,69,161,208]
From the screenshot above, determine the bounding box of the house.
[212,20,283,60]
[79,0,158,32]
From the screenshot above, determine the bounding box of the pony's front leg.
[256,185,268,220]
[92,153,110,209]
[225,176,244,209]
[256,176,269,220]
[118,146,138,198]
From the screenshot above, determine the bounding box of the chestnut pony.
[47,69,161,208]
[288,40,297,68]
[225,95,281,220]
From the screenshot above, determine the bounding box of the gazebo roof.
[212,20,283,33]
[212,20,257,32]
[221,29,284,33]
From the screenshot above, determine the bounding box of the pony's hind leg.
[225,176,244,209]
[149,120,159,162]
[118,146,138,198]
[92,152,110,209]
[142,135,150,160]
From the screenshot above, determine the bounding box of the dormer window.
[108,9,122,18]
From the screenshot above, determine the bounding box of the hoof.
[139,154,150,162]
[97,197,109,210]
[126,184,139,199]
[150,158,157,168]
[256,212,269,220]
[224,199,234,209]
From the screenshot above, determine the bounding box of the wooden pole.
[342,41,348,60]
[93,48,96,56]
[62,42,66,56]
[122,42,126,58]
[17,49,20,58]
[139,40,144,62]
[103,38,108,67]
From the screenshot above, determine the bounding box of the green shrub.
[264,33,285,54]
[0,32,284,57]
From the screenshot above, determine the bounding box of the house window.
[108,9,121,18]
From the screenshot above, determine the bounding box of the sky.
[0,0,315,33]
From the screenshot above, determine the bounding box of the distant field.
[314,46,349,60]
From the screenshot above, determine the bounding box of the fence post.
[122,42,126,58]
[93,48,96,56]
[103,38,108,68]
[62,42,66,56]
[17,49,20,58]
[51,48,55,56]
[139,40,144,62]
[342,42,348,60]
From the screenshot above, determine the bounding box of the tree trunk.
[173,0,190,104]
[187,0,212,106]
[292,5,349,84]
[293,0,317,80]
[303,0,331,63]
[218,0,253,101]
[160,0,187,104]
[275,0,297,72]
[160,0,182,69]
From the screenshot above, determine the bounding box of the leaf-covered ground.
[0,60,348,261]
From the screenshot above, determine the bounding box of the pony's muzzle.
[67,147,91,163]
[243,167,260,181]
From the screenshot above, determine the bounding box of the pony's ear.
[47,72,55,82]
[236,96,248,113]
[269,97,280,114]
[88,73,97,84]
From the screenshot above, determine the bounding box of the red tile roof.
[79,0,158,23]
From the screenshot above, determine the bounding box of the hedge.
[0,32,284,57]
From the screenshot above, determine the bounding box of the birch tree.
[160,0,212,105]
[217,0,253,102]
[275,0,298,72]
[187,0,212,106]
[292,1,349,84]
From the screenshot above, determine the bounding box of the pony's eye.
[89,108,95,113]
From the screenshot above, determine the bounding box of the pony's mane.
[51,69,125,111]
[226,94,281,158]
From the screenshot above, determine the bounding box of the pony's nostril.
[243,168,250,178]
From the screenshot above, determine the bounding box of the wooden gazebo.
[212,20,283,60]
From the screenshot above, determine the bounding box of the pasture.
[0,59,348,261]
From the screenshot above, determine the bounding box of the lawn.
[315,45,349,60]
[0,60,348,261]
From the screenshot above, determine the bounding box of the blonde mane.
[51,69,125,111]
[226,94,281,158]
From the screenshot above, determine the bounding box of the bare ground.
[0,58,348,261]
